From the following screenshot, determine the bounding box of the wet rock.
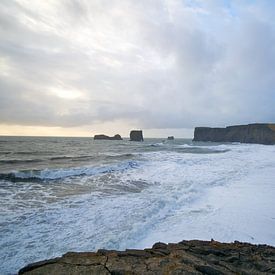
[18,240,275,274]
[94,134,123,140]
[130,130,144,141]
[152,242,168,250]
[193,123,275,145]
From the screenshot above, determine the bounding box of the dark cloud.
[0,0,274,131]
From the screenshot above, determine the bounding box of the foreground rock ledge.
[19,240,275,274]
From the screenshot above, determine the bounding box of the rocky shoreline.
[19,240,275,274]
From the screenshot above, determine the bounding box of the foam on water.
[0,139,275,274]
[0,160,139,182]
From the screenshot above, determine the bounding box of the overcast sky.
[0,0,275,137]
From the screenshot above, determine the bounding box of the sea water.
[0,136,275,274]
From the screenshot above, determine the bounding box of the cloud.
[0,0,274,133]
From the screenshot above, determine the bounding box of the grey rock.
[130,130,144,141]
[94,134,123,140]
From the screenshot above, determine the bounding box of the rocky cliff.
[94,134,123,140]
[193,123,275,145]
[19,240,275,274]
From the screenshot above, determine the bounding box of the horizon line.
[0,134,193,139]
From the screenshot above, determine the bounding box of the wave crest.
[0,161,139,182]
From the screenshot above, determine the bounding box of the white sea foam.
[1,142,275,274]
[0,160,139,182]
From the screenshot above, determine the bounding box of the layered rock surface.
[193,123,275,145]
[94,134,123,140]
[19,240,275,274]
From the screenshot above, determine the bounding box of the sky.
[0,0,275,138]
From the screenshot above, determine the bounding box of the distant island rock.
[19,239,275,274]
[193,123,275,145]
[130,130,144,141]
[167,136,174,140]
[94,134,123,140]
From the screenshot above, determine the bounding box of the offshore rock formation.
[94,134,123,140]
[19,240,275,274]
[193,123,275,145]
[130,130,144,141]
[167,136,174,140]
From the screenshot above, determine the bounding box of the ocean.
[0,136,275,274]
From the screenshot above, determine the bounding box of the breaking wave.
[0,159,43,164]
[0,161,139,182]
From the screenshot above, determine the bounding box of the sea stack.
[130,130,143,141]
[94,134,123,140]
[167,136,174,140]
[193,123,275,145]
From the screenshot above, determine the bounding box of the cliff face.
[18,240,275,274]
[193,123,275,145]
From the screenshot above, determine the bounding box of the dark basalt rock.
[167,136,174,140]
[193,123,275,145]
[94,134,123,140]
[130,130,144,141]
[18,240,275,274]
